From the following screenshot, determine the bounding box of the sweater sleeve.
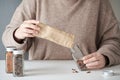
[2,0,37,51]
[97,0,120,66]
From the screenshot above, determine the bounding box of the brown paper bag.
[36,23,74,48]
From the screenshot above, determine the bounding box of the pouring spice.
[6,47,16,73]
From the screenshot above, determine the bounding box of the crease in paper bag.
[36,23,74,48]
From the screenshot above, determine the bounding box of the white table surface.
[0,60,120,80]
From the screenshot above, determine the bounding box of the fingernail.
[83,61,86,64]
[82,57,85,60]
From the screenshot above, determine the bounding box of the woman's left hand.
[82,52,106,69]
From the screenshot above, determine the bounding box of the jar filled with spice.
[13,50,24,77]
[6,46,16,73]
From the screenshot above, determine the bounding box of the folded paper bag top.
[36,23,75,48]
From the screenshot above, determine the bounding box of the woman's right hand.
[14,20,40,40]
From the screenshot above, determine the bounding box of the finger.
[24,33,34,38]
[82,53,96,60]
[86,61,100,68]
[24,20,39,25]
[22,23,40,31]
[87,66,100,70]
[23,28,39,35]
[83,56,98,64]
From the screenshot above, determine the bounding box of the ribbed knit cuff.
[102,54,110,67]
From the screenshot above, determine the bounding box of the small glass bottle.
[13,50,24,77]
[6,46,16,73]
[70,45,87,71]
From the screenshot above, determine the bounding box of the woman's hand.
[14,20,40,40]
[82,52,106,69]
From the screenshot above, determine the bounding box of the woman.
[2,0,120,69]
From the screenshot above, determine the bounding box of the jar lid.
[103,70,114,77]
[13,50,24,54]
[6,46,16,51]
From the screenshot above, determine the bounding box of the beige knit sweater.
[2,0,120,66]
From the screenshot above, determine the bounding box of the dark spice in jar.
[77,59,87,71]
[13,50,24,77]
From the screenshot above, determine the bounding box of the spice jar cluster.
[6,46,24,77]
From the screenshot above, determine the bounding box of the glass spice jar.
[6,46,16,73]
[70,45,87,71]
[13,50,24,77]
